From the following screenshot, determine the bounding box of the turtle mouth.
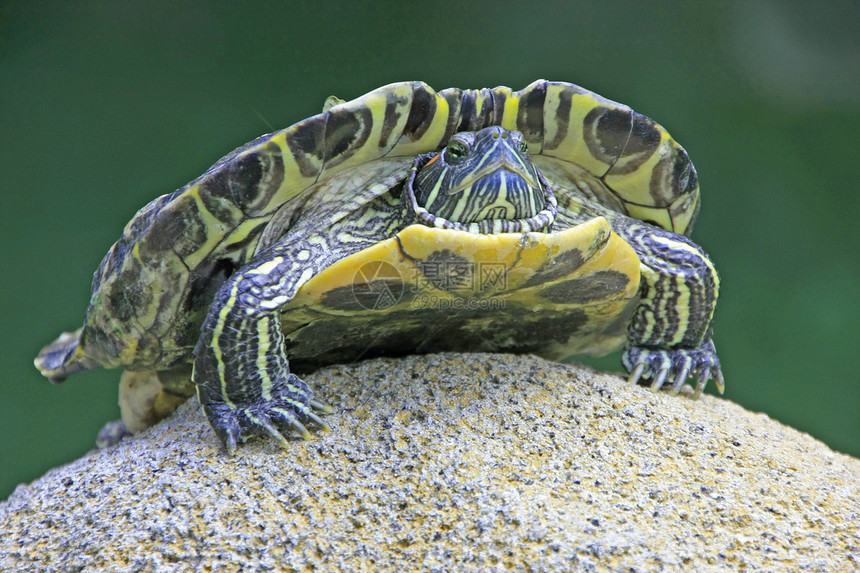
[404,154,557,234]
[444,159,541,196]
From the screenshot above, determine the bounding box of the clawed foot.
[623,339,724,398]
[201,373,332,455]
[95,419,132,449]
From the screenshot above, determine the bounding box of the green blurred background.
[2,1,858,499]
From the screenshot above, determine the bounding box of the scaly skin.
[192,223,378,453]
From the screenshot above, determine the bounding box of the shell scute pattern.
[283,115,327,181]
[602,110,661,177]
[126,79,696,250]
[226,140,286,214]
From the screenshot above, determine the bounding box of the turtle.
[35,80,722,453]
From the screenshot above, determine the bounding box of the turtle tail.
[34,329,97,383]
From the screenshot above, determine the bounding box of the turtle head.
[405,127,556,233]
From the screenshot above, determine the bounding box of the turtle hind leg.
[119,367,194,433]
[97,367,195,449]
[34,329,95,383]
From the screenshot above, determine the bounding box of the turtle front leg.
[614,219,723,397]
[193,254,331,454]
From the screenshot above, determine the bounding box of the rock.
[2,353,858,571]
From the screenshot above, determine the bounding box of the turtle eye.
[520,141,529,153]
[445,140,468,162]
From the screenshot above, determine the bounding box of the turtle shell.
[37,80,699,379]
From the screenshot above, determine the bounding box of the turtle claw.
[650,367,670,393]
[622,339,722,398]
[224,431,238,457]
[303,409,332,433]
[714,367,726,395]
[670,363,692,395]
[265,406,312,441]
[253,412,293,449]
[200,373,330,453]
[693,367,711,399]
[627,362,646,385]
[310,398,335,415]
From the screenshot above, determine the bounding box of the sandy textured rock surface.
[2,353,858,571]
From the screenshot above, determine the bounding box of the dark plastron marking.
[285,308,463,368]
[516,81,546,144]
[582,107,632,170]
[416,250,475,292]
[521,248,585,287]
[316,280,418,312]
[542,87,573,152]
[384,305,589,354]
[498,308,590,351]
[540,269,631,305]
[285,114,326,179]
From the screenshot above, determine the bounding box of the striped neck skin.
[404,127,557,234]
